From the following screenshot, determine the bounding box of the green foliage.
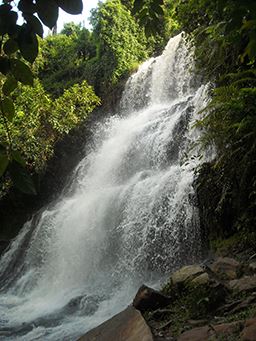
[0,79,100,195]
[0,81,99,172]
[35,24,97,97]
[91,0,148,92]
[2,0,169,195]
[0,0,83,193]
[49,81,101,134]
[132,0,164,36]
[175,0,256,76]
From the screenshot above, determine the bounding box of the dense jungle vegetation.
[0,0,255,242]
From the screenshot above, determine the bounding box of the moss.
[210,231,256,259]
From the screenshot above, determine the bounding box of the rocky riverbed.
[79,251,256,341]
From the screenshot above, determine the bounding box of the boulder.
[210,257,241,280]
[78,306,153,341]
[241,318,256,341]
[171,265,205,287]
[178,321,242,341]
[177,326,213,341]
[133,285,171,312]
[191,273,210,286]
[249,262,256,273]
[213,321,242,335]
[229,276,256,293]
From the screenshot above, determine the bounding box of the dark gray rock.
[133,285,171,313]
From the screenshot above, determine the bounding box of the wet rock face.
[78,306,153,341]
[195,162,237,241]
[0,240,9,254]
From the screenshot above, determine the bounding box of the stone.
[241,318,256,340]
[78,306,153,341]
[229,276,256,293]
[245,318,256,326]
[178,321,243,341]
[171,265,205,286]
[177,326,213,341]
[133,285,171,312]
[210,257,241,280]
[213,321,242,335]
[191,273,210,286]
[249,262,256,273]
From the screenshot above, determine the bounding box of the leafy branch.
[0,0,83,193]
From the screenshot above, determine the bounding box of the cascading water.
[0,34,209,340]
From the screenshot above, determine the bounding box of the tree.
[91,0,148,92]
[0,0,170,190]
[0,0,83,191]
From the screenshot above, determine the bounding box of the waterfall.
[0,34,209,340]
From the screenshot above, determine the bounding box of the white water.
[0,34,209,340]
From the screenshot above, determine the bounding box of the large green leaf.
[0,4,12,15]
[2,76,18,96]
[9,162,37,195]
[0,5,14,35]
[24,14,44,37]
[1,97,15,121]
[11,59,34,85]
[18,25,39,62]
[0,153,9,177]
[3,39,19,55]
[36,0,59,29]
[0,56,11,75]
[58,0,83,14]
[18,0,36,14]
